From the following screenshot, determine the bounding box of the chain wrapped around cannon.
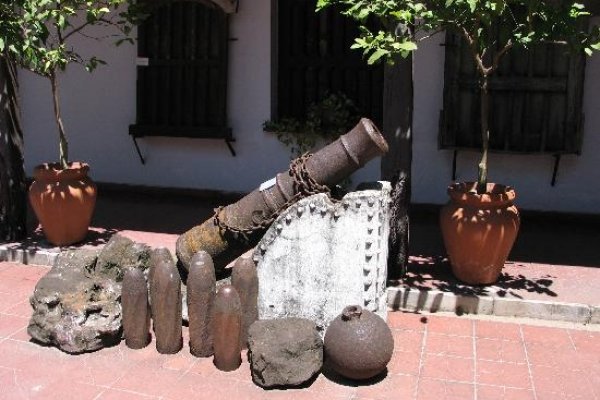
[175,118,389,274]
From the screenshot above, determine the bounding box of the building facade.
[19,0,600,214]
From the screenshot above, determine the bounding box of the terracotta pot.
[439,182,520,285]
[29,162,97,246]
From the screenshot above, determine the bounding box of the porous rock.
[254,183,391,336]
[96,235,151,281]
[248,318,323,388]
[28,235,150,354]
[28,249,120,353]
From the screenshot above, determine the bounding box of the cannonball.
[324,305,394,380]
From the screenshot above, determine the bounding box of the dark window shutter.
[440,30,586,155]
[130,1,230,139]
[276,0,383,126]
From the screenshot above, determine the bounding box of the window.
[439,30,587,155]
[129,1,231,141]
[274,0,383,125]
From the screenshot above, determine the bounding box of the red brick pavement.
[1,261,599,400]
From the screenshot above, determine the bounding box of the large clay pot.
[324,305,394,380]
[440,182,520,285]
[29,162,97,246]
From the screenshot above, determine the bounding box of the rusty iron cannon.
[176,118,389,274]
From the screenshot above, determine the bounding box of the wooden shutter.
[439,30,587,155]
[276,0,383,126]
[130,1,230,139]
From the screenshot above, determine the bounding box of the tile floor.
[1,262,599,400]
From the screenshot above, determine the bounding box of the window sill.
[129,125,232,140]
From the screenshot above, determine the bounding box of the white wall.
[20,0,378,193]
[19,4,599,214]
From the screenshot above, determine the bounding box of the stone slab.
[492,297,592,324]
[254,183,391,335]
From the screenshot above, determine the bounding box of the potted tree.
[1,0,143,246]
[317,0,600,284]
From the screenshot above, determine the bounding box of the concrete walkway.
[1,186,599,399]
[1,261,599,400]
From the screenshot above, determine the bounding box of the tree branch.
[63,14,119,42]
[490,39,513,73]
[55,2,64,45]
[417,28,444,42]
[460,26,489,76]
[63,20,94,42]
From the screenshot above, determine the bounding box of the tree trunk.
[0,55,26,241]
[477,75,490,194]
[382,54,413,280]
[49,72,68,169]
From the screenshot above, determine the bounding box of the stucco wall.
[19,4,599,214]
[19,1,382,194]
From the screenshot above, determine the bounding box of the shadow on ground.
[393,256,559,301]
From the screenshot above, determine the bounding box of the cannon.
[176,118,389,274]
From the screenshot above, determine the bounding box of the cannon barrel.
[176,118,389,273]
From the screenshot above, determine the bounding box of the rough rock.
[27,249,121,353]
[248,318,323,388]
[28,235,151,354]
[96,235,151,281]
[254,183,391,336]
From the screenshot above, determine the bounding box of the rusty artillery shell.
[212,285,242,371]
[150,257,183,354]
[187,251,216,357]
[176,118,389,273]
[149,247,174,302]
[122,267,151,349]
[231,257,258,349]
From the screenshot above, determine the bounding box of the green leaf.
[367,48,388,64]
[316,0,329,11]
[0,38,4,51]
[467,0,477,12]
[397,41,418,51]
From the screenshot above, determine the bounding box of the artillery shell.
[212,285,242,371]
[150,257,182,354]
[149,247,175,306]
[187,251,216,357]
[122,267,151,349]
[231,257,258,349]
